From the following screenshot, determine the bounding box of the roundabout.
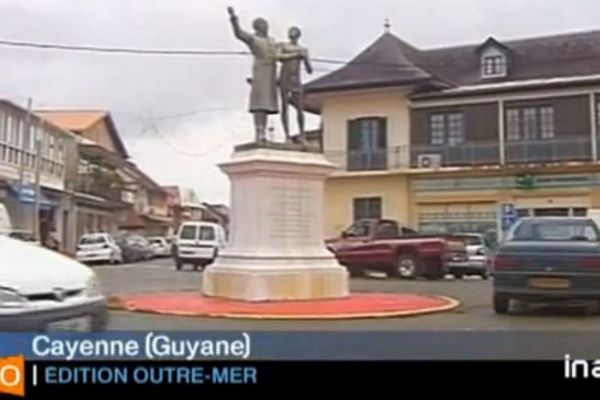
[110,292,459,320]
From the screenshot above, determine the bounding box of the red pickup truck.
[326,219,467,280]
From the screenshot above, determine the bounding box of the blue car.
[492,217,600,314]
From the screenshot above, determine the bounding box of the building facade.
[304,29,600,241]
[37,109,173,240]
[36,110,134,242]
[0,100,79,250]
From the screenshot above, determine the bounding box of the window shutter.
[347,119,361,151]
[377,118,387,149]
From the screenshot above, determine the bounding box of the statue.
[278,27,313,144]
[227,7,308,144]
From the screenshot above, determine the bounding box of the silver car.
[447,233,490,279]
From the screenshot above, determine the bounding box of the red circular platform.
[111,292,459,320]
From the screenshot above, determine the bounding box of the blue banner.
[0,331,598,360]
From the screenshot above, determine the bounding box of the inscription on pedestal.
[268,181,316,245]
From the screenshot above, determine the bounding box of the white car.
[76,233,123,265]
[174,222,227,271]
[148,237,171,257]
[0,235,108,331]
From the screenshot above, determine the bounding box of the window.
[430,114,445,145]
[428,112,465,145]
[199,226,215,241]
[344,220,371,237]
[347,117,387,170]
[511,219,599,242]
[481,55,506,77]
[179,225,196,240]
[0,111,5,142]
[505,106,554,141]
[597,101,600,138]
[540,107,554,139]
[374,221,399,237]
[48,134,55,159]
[353,197,382,221]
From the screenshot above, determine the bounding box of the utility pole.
[33,119,43,242]
[18,98,32,187]
[18,98,32,231]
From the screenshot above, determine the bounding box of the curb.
[108,293,460,321]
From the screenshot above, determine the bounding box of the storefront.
[411,171,600,244]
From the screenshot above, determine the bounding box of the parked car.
[116,235,154,263]
[148,237,171,258]
[173,221,227,271]
[492,217,600,314]
[6,230,42,246]
[0,204,41,246]
[326,219,467,279]
[0,234,108,331]
[76,233,123,265]
[447,233,490,279]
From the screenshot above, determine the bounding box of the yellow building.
[305,30,600,241]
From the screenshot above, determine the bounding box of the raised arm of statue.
[227,6,252,45]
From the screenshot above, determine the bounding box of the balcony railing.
[347,150,388,171]
[411,142,500,167]
[325,136,594,171]
[505,137,592,163]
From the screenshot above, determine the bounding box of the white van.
[0,234,108,331]
[174,221,226,271]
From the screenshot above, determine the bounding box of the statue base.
[202,146,349,302]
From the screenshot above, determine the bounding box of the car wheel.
[481,271,489,280]
[454,272,464,280]
[493,293,510,314]
[346,266,362,277]
[395,255,418,279]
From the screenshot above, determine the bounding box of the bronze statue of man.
[278,27,313,144]
[227,7,305,143]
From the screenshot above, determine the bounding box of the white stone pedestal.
[202,146,349,302]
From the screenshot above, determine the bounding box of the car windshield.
[455,235,483,246]
[149,239,162,244]
[199,226,215,240]
[510,219,600,242]
[179,226,197,240]
[80,236,106,245]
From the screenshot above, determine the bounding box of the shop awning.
[8,183,53,210]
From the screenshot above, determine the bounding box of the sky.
[1,0,600,204]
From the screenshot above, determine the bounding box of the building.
[0,100,79,250]
[119,164,172,237]
[304,28,600,240]
[163,186,207,227]
[36,110,133,240]
[37,109,173,239]
[201,202,230,234]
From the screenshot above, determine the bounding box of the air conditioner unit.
[417,154,442,169]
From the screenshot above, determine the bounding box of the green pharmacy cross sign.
[515,174,535,190]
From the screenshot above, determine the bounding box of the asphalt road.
[97,258,600,331]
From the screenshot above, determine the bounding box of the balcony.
[411,141,500,167]
[347,150,388,171]
[325,135,595,172]
[505,136,592,163]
